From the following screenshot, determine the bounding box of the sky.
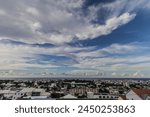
[0,0,150,78]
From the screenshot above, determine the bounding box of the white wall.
[126,90,142,100]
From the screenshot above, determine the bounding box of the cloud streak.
[0,0,140,45]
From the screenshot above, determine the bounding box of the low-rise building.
[0,90,16,99]
[69,87,98,95]
[13,88,48,100]
[126,88,150,100]
[87,92,118,100]
[60,94,77,99]
[118,95,127,100]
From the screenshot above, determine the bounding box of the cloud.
[74,43,137,59]
[75,13,136,40]
[0,41,140,73]
[70,43,150,72]
[0,0,139,45]
[0,42,95,70]
[132,71,144,77]
[0,0,150,77]
[0,41,150,77]
[111,71,145,78]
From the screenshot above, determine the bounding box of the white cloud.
[0,42,95,70]
[132,71,144,77]
[0,0,139,45]
[0,0,150,77]
[0,42,150,77]
[0,9,5,16]
[111,71,145,78]
[26,7,39,16]
[75,13,136,40]
[0,42,139,72]
[70,43,150,72]
[74,43,137,59]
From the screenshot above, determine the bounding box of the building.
[118,95,127,100]
[0,90,16,99]
[126,89,150,100]
[69,87,98,95]
[60,94,77,99]
[12,88,49,100]
[87,92,118,100]
[32,89,45,96]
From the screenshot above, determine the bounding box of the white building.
[60,94,77,99]
[0,90,16,99]
[32,89,45,96]
[20,88,35,96]
[50,83,57,88]
[13,88,49,100]
[87,92,118,100]
[87,92,94,99]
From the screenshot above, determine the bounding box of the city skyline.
[0,0,150,78]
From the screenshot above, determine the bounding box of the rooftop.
[132,89,150,99]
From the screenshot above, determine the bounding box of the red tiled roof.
[132,89,150,99]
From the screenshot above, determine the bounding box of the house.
[118,95,127,100]
[87,92,94,99]
[69,87,98,95]
[87,92,118,100]
[146,96,150,100]
[60,94,77,99]
[22,96,50,100]
[50,83,57,88]
[20,88,35,96]
[126,88,150,100]
[12,88,35,100]
[19,83,26,87]
[0,90,16,99]
[32,89,45,96]
[13,88,48,100]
